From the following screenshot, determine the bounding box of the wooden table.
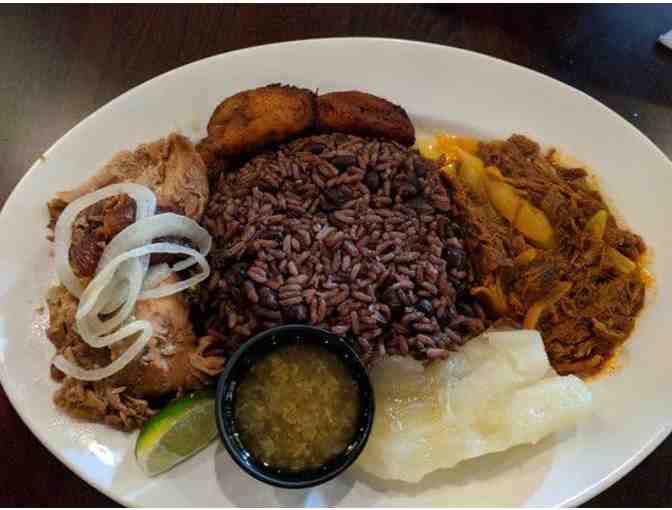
[1,5,671,507]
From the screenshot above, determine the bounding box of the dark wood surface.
[1,5,671,507]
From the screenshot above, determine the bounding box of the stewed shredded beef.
[198,134,486,363]
[455,134,647,375]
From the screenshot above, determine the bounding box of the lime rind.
[136,390,217,476]
[137,390,215,449]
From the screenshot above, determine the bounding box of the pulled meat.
[48,133,209,280]
[68,195,136,278]
[46,274,226,430]
[457,135,647,376]
[50,133,209,221]
[45,134,219,429]
[54,378,154,431]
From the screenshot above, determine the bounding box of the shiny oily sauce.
[234,343,360,471]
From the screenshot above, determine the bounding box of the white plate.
[1,38,671,508]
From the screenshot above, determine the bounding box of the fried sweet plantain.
[205,84,317,156]
[317,91,415,146]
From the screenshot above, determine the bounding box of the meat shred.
[457,135,647,375]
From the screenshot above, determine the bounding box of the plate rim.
[1,36,671,508]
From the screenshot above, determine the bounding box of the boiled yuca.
[356,330,592,483]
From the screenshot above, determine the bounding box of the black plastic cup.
[215,324,375,489]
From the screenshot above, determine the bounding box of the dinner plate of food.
[0,38,670,507]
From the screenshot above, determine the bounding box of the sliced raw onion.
[93,212,210,310]
[78,317,152,349]
[82,273,128,328]
[52,185,214,382]
[143,263,171,291]
[75,244,206,345]
[77,242,209,321]
[98,213,211,270]
[94,213,211,313]
[100,278,129,315]
[77,254,144,322]
[54,183,157,297]
[77,258,145,342]
[137,244,210,300]
[52,321,152,381]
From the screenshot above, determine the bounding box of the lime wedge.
[135,390,218,476]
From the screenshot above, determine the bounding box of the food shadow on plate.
[349,430,569,505]
[214,442,355,507]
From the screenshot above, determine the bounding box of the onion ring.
[54,183,156,297]
[52,321,152,381]
[51,184,212,382]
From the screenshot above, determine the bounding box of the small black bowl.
[215,325,375,489]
